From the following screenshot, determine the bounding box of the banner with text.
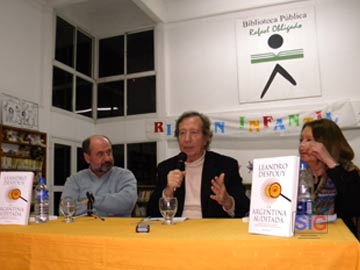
[146,100,358,140]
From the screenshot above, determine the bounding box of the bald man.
[61,135,137,217]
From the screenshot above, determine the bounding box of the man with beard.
[61,135,137,217]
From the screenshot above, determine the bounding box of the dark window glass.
[54,143,71,186]
[127,76,156,115]
[76,30,93,77]
[127,142,156,185]
[76,77,93,118]
[112,144,124,168]
[77,147,88,171]
[99,35,124,77]
[52,67,73,112]
[97,81,124,118]
[55,17,74,67]
[54,191,62,216]
[127,30,154,73]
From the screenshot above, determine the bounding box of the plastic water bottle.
[34,177,49,223]
[297,162,313,215]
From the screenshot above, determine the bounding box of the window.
[127,76,156,115]
[77,147,88,171]
[99,35,124,77]
[127,142,157,186]
[97,81,124,118]
[54,143,71,186]
[127,30,154,73]
[53,16,94,118]
[98,29,156,118]
[52,67,73,112]
[55,17,74,68]
[53,16,155,120]
[113,144,125,168]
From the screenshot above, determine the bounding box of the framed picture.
[1,94,22,127]
[21,99,39,130]
[1,94,39,130]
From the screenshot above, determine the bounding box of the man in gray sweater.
[61,135,137,217]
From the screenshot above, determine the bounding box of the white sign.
[236,4,321,103]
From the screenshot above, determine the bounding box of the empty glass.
[159,197,178,225]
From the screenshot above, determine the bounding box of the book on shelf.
[248,156,300,237]
[0,171,34,225]
[138,189,152,203]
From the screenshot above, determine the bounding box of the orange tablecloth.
[0,217,359,270]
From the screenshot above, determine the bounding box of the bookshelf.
[133,185,154,217]
[0,124,47,212]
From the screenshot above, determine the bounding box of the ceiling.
[47,0,303,37]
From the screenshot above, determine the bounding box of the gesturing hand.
[210,173,233,210]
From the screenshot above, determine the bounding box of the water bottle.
[297,162,313,215]
[34,177,49,223]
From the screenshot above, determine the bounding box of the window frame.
[53,15,156,120]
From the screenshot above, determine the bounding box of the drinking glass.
[159,197,178,225]
[60,197,76,223]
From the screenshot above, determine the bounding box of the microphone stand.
[86,192,105,221]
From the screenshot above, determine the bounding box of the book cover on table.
[0,171,34,225]
[248,156,300,237]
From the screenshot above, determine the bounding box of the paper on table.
[29,215,58,222]
[145,217,188,222]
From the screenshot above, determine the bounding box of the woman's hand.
[303,141,338,168]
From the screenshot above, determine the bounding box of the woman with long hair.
[299,118,360,238]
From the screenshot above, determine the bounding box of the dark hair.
[82,135,112,154]
[302,119,357,170]
[174,111,213,150]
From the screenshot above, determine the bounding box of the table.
[0,217,359,270]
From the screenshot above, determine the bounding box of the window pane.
[99,35,124,77]
[127,76,156,115]
[127,142,156,185]
[112,144,124,168]
[54,143,71,186]
[97,81,124,118]
[55,17,74,67]
[76,30,93,77]
[52,67,73,112]
[76,77,93,118]
[77,147,88,171]
[53,191,62,216]
[127,30,154,74]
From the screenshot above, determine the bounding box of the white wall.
[163,0,360,114]
[156,0,360,182]
[0,0,359,185]
[0,0,95,182]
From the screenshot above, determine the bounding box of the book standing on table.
[0,171,34,225]
[248,156,300,237]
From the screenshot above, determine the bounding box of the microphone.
[86,192,105,221]
[173,152,187,192]
[86,192,95,216]
[177,152,187,171]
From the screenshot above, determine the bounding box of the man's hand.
[164,169,186,198]
[210,173,233,210]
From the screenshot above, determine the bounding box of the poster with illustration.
[236,4,321,103]
[1,94,39,130]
